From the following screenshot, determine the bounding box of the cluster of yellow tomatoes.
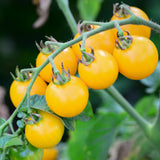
[9,6,158,159]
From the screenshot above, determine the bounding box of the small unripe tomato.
[9,143,44,160]
[36,47,77,83]
[10,76,47,108]
[25,110,64,149]
[113,36,158,80]
[42,147,58,160]
[45,76,89,118]
[111,7,151,38]
[78,50,119,90]
[72,25,115,60]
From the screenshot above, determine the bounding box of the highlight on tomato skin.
[113,35,159,80]
[45,75,89,118]
[78,49,119,90]
[111,6,151,39]
[25,110,64,149]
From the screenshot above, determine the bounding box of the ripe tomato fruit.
[111,7,151,38]
[25,110,64,149]
[9,142,44,160]
[72,25,115,60]
[10,76,47,108]
[45,76,89,117]
[36,47,77,83]
[113,36,158,80]
[78,50,119,90]
[42,147,58,160]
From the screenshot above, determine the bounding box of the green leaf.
[4,137,23,148]
[135,95,158,119]
[0,136,12,149]
[77,0,103,21]
[140,61,160,93]
[68,113,124,160]
[61,118,75,131]
[21,95,53,114]
[84,113,125,160]
[17,112,27,118]
[17,120,25,128]
[68,119,94,160]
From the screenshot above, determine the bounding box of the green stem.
[81,34,92,61]
[48,56,59,73]
[113,21,124,37]
[0,94,27,135]
[56,0,77,35]
[105,86,150,134]
[20,68,36,74]
[9,122,15,135]
[82,21,105,26]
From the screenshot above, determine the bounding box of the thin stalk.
[113,21,124,36]
[48,56,60,77]
[105,86,150,134]
[56,0,77,35]
[9,122,15,135]
[81,34,92,61]
[0,94,27,135]
[20,68,36,74]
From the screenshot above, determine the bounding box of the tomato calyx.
[115,30,133,50]
[78,45,95,66]
[113,3,130,18]
[77,21,94,34]
[18,109,42,126]
[52,62,71,85]
[10,66,32,82]
[35,38,58,55]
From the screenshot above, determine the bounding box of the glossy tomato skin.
[42,147,58,160]
[9,143,44,160]
[113,36,158,80]
[72,25,115,60]
[45,76,89,118]
[111,7,151,38]
[25,110,64,149]
[10,76,47,108]
[78,50,119,90]
[36,47,77,83]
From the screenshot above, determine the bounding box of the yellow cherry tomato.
[25,110,64,149]
[36,47,77,83]
[113,36,158,80]
[111,7,151,38]
[78,50,119,90]
[10,76,47,108]
[42,147,58,160]
[45,76,89,118]
[72,25,115,60]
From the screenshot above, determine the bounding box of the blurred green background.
[0,0,160,113]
